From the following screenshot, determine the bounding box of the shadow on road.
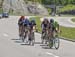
[11,38,21,40]
[40,44,55,50]
[42,46,56,50]
[34,42,41,44]
[11,38,22,43]
[40,44,47,46]
[42,46,52,49]
[21,43,30,46]
[14,41,22,43]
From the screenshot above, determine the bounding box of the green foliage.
[47,8,51,14]
[42,0,75,5]
[60,26,75,40]
[59,4,75,13]
[71,18,75,22]
[0,8,2,14]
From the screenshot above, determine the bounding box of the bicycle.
[22,26,28,42]
[28,27,35,46]
[48,30,60,49]
[41,28,49,44]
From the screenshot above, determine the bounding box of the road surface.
[0,16,75,57]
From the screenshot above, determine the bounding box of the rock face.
[0,0,3,8]
[2,0,49,16]
[27,2,49,16]
[3,0,10,13]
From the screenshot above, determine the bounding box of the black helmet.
[50,19,54,23]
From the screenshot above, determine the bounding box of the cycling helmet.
[20,16,25,20]
[31,19,35,23]
[44,18,48,21]
[50,19,54,23]
[31,19,35,22]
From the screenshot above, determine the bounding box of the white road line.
[3,33,9,37]
[46,52,59,57]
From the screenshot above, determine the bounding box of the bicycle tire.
[48,38,53,48]
[54,37,60,49]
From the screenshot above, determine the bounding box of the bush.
[47,8,51,14]
[71,18,75,22]
[0,8,2,14]
[59,4,75,15]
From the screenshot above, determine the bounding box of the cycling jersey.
[49,21,59,32]
[23,18,30,26]
[54,21,59,29]
[29,21,36,29]
[18,18,24,26]
[49,22,55,32]
[41,21,49,30]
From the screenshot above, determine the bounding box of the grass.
[71,18,75,22]
[30,17,75,41]
[60,26,75,40]
[0,8,2,14]
[47,8,51,14]
[59,4,75,13]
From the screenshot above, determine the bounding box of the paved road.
[40,17,75,28]
[0,16,75,57]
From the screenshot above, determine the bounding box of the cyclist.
[22,17,30,40]
[41,18,49,35]
[18,16,25,39]
[41,18,49,43]
[28,19,36,41]
[29,19,36,31]
[23,17,30,27]
[49,19,60,38]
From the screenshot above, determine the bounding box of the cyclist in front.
[18,16,25,39]
[41,18,49,43]
[28,19,36,41]
[22,17,30,42]
[49,19,60,38]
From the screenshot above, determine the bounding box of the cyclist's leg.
[24,26,26,38]
[19,25,21,37]
[19,25,23,38]
[25,26,29,42]
[51,28,55,38]
[28,27,31,41]
[24,26,27,39]
[54,29,59,37]
[48,30,54,48]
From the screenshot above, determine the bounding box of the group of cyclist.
[18,16,36,42]
[18,16,60,44]
[41,18,60,44]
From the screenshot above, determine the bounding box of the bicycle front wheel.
[54,37,60,49]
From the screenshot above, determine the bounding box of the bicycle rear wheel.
[48,38,53,48]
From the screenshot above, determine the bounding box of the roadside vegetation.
[71,18,75,22]
[59,5,75,15]
[60,26,75,40]
[0,8,2,14]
